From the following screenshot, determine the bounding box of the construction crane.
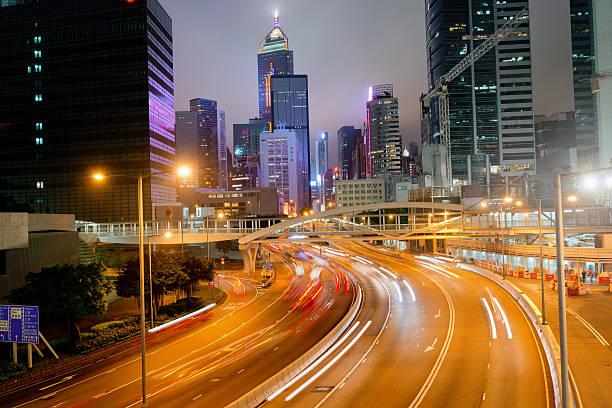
[421,6,530,182]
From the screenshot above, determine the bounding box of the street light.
[503,196,513,203]
[567,195,577,202]
[480,201,488,208]
[92,165,190,408]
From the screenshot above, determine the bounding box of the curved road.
[263,243,553,407]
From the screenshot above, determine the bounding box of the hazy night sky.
[160,0,574,167]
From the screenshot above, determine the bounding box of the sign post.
[1,305,39,368]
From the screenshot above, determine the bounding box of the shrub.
[0,361,27,382]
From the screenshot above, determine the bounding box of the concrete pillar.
[239,244,258,277]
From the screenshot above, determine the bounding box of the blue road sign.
[263,264,273,269]
[0,305,39,343]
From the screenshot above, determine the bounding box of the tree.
[6,263,113,343]
[182,255,215,296]
[215,240,234,258]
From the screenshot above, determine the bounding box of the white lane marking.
[193,394,202,400]
[92,377,140,398]
[569,367,584,408]
[434,309,441,319]
[403,279,417,302]
[406,263,456,408]
[393,281,404,303]
[425,338,438,352]
[568,308,610,346]
[267,321,362,401]
[482,392,486,401]
[481,298,498,339]
[285,321,372,401]
[492,297,513,339]
[312,269,392,408]
[38,376,74,391]
[237,369,245,374]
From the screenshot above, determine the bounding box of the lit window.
[34,50,42,58]
[34,94,42,102]
[27,66,32,73]
[35,137,43,145]
[35,122,43,130]
[36,181,44,189]
[33,36,41,44]
[34,64,41,73]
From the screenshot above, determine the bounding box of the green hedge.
[0,361,26,382]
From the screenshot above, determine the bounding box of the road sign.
[0,305,39,344]
[263,264,273,269]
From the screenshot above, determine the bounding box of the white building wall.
[594,0,612,168]
[335,179,385,207]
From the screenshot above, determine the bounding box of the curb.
[456,263,562,408]
[224,279,363,408]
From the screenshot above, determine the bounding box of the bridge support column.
[239,244,258,277]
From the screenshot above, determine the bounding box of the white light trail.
[393,281,403,303]
[379,266,398,279]
[284,321,372,401]
[481,298,497,339]
[492,297,513,339]
[403,279,416,302]
[267,321,362,401]
[148,303,216,333]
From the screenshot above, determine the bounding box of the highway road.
[263,242,554,407]
[2,247,355,408]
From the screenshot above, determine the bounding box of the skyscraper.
[189,98,219,189]
[316,132,329,177]
[218,110,228,190]
[259,126,299,215]
[593,0,612,168]
[338,126,361,180]
[423,1,536,183]
[258,12,294,128]
[0,0,175,222]
[233,118,267,158]
[175,111,204,188]
[270,74,311,210]
[570,0,598,169]
[366,84,403,178]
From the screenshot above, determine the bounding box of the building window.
[35,122,43,130]
[34,50,42,58]
[36,199,43,204]
[27,66,31,73]
[33,36,41,44]
[34,94,42,102]
[35,137,43,145]
[36,181,44,188]
[34,64,41,73]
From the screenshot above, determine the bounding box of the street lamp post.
[93,165,190,408]
[554,173,570,408]
[538,198,547,325]
[148,235,154,328]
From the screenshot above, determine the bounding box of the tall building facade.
[337,126,361,180]
[270,74,311,210]
[366,84,403,178]
[316,132,328,177]
[233,118,267,158]
[259,127,298,215]
[175,111,204,188]
[570,0,598,169]
[0,0,175,222]
[218,110,228,190]
[423,0,535,183]
[258,13,294,127]
[593,0,612,168]
[189,98,219,189]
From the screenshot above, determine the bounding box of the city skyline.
[164,0,573,167]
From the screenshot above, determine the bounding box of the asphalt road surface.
[2,246,354,408]
[263,242,553,408]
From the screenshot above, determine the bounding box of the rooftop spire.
[274,10,279,27]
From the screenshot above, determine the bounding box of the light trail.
[284,321,372,401]
[393,281,404,303]
[419,263,453,279]
[481,298,497,339]
[379,266,398,279]
[403,279,416,302]
[267,321,362,401]
[148,303,216,334]
[492,297,513,339]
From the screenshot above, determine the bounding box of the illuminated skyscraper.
[218,110,228,190]
[270,74,311,211]
[189,98,219,189]
[0,0,175,222]
[316,132,328,177]
[258,11,294,128]
[337,126,361,180]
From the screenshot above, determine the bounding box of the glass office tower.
[258,13,294,128]
[189,98,219,189]
[0,0,175,222]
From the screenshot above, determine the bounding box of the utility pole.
[538,199,547,325]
